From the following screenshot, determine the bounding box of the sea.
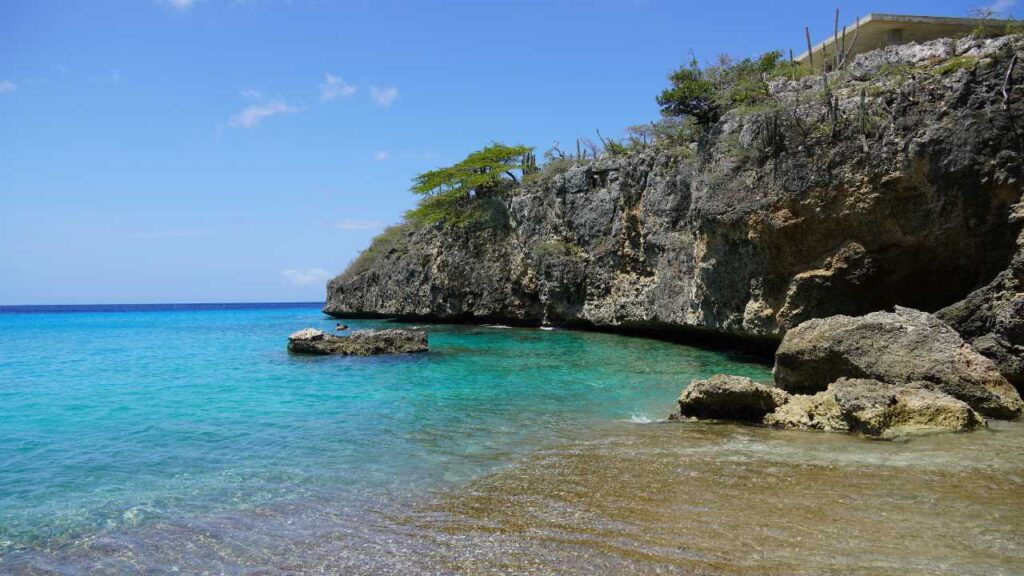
[1,303,1021,574]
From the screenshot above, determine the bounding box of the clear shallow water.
[0,303,774,572]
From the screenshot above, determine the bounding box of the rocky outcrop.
[325,36,1024,380]
[937,203,1024,391]
[676,375,790,422]
[773,307,1022,418]
[765,378,985,436]
[287,328,428,356]
[674,374,984,437]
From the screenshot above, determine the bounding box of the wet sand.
[416,420,1024,575]
[7,419,1023,575]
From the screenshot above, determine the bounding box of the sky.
[1,0,1019,304]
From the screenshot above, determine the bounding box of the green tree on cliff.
[656,58,719,125]
[407,142,534,225]
[657,51,785,126]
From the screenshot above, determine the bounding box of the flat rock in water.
[288,328,427,356]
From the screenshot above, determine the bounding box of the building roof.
[795,13,1013,68]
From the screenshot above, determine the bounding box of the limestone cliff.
[326,36,1024,372]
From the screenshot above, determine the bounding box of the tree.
[407,142,534,225]
[656,58,719,125]
[656,51,785,126]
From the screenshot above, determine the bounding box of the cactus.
[521,150,538,175]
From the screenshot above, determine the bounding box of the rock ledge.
[288,328,428,356]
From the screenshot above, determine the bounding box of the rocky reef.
[287,328,428,356]
[325,36,1024,390]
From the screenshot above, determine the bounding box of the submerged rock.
[288,328,427,356]
[766,378,985,437]
[773,307,1022,419]
[677,375,790,422]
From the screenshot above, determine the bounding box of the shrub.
[657,51,785,126]
[932,55,979,76]
[342,223,413,279]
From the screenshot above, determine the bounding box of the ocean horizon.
[0,301,325,314]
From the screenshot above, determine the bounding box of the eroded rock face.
[764,390,848,431]
[287,328,428,356]
[325,36,1024,366]
[765,378,984,436]
[773,308,1022,418]
[938,205,1024,392]
[677,375,790,422]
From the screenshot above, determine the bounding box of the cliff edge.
[326,35,1024,381]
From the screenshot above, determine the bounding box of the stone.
[677,375,790,422]
[773,307,1023,419]
[938,211,1024,391]
[764,390,849,431]
[287,328,427,356]
[767,378,984,437]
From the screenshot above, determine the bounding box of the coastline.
[323,310,782,357]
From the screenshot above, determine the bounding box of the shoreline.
[7,417,1022,574]
[323,310,781,359]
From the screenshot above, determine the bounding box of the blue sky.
[1,0,1018,304]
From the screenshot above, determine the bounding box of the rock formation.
[676,375,790,422]
[287,328,428,356]
[773,307,1022,418]
[672,305,1018,436]
[675,373,986,437]
[765,378,985,436]
[937,203,1024,392]
[325,36,1023,385]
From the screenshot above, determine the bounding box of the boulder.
[764,390,848,432]
[677,375,790,422]
[767,378,985,437]
[938,210,1024,391]
[288,328,427,356]
[773,307,1022,419]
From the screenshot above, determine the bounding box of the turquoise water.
[0,303,770,570]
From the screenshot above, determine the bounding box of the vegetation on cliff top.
[406,143,536,226]
[366,26,1022,254]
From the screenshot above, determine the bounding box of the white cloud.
[336,219,384,231]
[162,0,197,10]
[281,267,332,286]
[0,81,16,94]
[374,151,390,161]
[240,88,262,100]
[370,86,399,107]
[320,74,356,101]
[228,101,300,128]
[986,0,1017,13]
